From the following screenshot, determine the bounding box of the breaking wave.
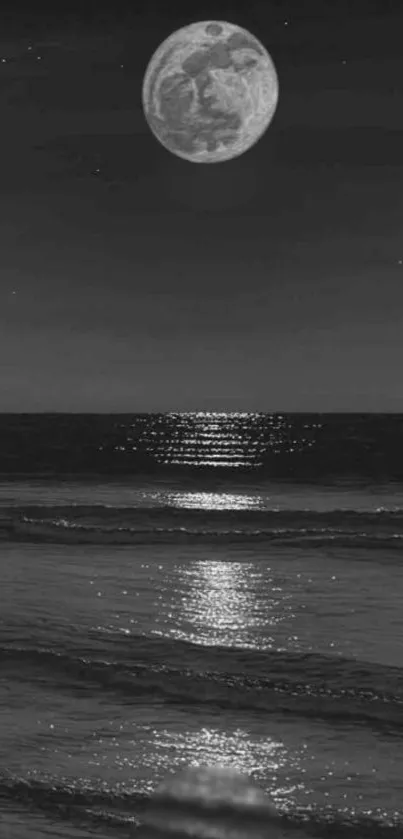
[1,504,403,548]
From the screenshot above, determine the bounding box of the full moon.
[142,21,279,163]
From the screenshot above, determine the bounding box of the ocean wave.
[2,503,403,522]
[1,771,403,839]
[1,503,403,547]
[0,772,144,831]
[1,641,402,732]
[1,521,403,548]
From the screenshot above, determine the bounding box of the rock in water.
[138,765,287,839]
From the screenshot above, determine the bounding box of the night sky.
[1,0,402,412]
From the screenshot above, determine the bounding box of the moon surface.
[142,21,279,163]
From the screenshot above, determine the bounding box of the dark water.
[1,412,403,479]
[1,413,403,838]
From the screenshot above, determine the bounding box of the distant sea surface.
[1,413,403,839]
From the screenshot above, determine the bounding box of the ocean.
[1,412,403,839]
